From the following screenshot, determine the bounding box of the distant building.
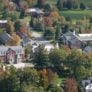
[44,44,55,52]
[0,32,11,45]
[61,31,92,49]
[16,31,30,46]
[82,79,92,92]
[26,8,44,17]
[0,20,7,28]
[0,46,25,64]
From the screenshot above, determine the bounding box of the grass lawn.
[46,0,57,4]
[81,0,92,5]
[47,0,92,5]
[60,10,92,20]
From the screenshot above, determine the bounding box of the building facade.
[0,46,25,64]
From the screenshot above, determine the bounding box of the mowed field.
[46,0,92,20]
[60,10,92,20]
[46,0,57,4]
[47,0,92,5]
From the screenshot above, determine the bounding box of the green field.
[46,0,57,4]
[47,0,92,5]
[60,10,92,20]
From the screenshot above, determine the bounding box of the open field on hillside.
[47,0,92,5]
[46,0,57,4]
[60,10,92,20]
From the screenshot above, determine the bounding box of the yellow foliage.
[7,33,21,46]
[50,11,61,20]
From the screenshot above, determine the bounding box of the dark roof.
[0,33,11,44]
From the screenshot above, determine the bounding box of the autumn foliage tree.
[44,17,53,27]
[3,0,9,9]
[50,11,61,22]
[7,33,20,46]
[65,78,78,92]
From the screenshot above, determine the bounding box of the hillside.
[47,0,92,20]
[47,0,92,5]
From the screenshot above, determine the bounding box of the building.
[61,31,92,49]
[0,20,7,28]
[0,32,11,45]
[0,46,25,64]
[82,79,92,92]
[17,31,30,46]
[26,8,44,17]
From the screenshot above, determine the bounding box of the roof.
[26,8,44,14]
[0,33,11,44]
[7,63,34,69]
[0,46,24,56]
[78,34,92,41]
[0,20,7,23]
[44,44,54,52]
[63,31,92,42]
[85,84,92,90]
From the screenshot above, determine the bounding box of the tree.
[67,49,92,80]
[21,83,44,92]
[25,44,32,60]
[36,0,45,8]
[3,0,9,9]
[34,45,49,68]
[50,11,61,22]
[57,0,63,10]
[20,10,25,19]
[0,66,20,92]
[25,0,36,7]
[3,11,20,21]
[44,17,53,27]
[6,19,15,34]
[65,78,78,92]
[18,68,39,84]
[34,17,45,31]
[14,20,21,32]
[80,3,86,10]
[7,33,21,46]
[44,3,52,11]
[55,23,61,40]
[19,0,28,11]
[66,0,73,9]
[67,50,83,77]
[49,48,69,70]
[48,86,64,92]
[44,27,55,40]
[0,0,4,13]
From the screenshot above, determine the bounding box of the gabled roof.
[0,33,11,44]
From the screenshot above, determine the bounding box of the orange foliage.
[49,11,61,20]
[7,33,20,46]
[0,67,8,79]
[19,27,27,35]
[65,78,78,92]
[40,68,47,78]
[44,17,53,27]
[3,0,9,8]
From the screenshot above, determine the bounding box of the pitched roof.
[0,33,11,44]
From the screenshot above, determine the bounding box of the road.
[29,27,52,45]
